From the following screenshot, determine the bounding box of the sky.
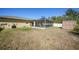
[0,8,79,19]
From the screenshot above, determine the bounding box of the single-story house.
[0,16,53,29]
[0,16,33,29]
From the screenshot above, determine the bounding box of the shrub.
[74,24,79,33]
[73,20,79,34]
[0,27,3,32]
[12,24,16,28]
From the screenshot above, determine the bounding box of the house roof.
[0,16,33,22]
[0,16,53,23]
[0,16,32,20]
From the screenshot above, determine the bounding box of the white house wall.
[0,22,31,29]
[16,22,31,28]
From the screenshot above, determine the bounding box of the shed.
[62,20,76,29]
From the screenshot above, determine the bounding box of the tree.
[65,8,77,20]
[51,16,63,23]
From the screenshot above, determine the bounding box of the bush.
[12,24,16,28]
[74,24,79,33]
[0,27,3,32]
[72,20,79,34]
[19,26,32,31]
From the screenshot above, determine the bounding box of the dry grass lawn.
[0,27,79,50]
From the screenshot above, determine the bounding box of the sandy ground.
[0,27,79,50]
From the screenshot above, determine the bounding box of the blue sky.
[0,8,79,19]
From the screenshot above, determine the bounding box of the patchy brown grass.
[0,28,79,50]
